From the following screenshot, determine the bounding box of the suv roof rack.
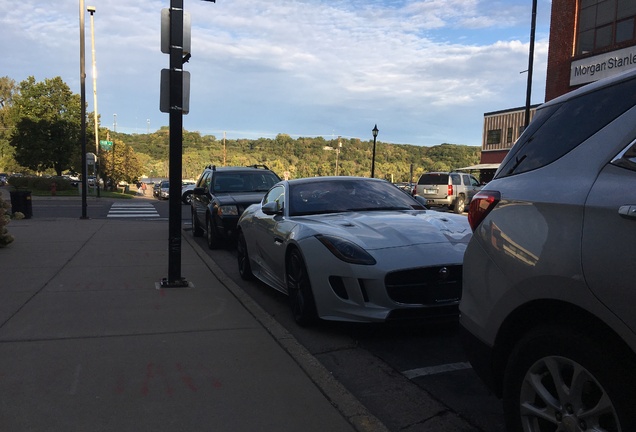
[203,164,270,171]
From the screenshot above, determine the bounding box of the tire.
[182,191,192,205]
[206,215,221,249]
[286,248,318,326]
[191,210,203,237]
[503,325,636,432]
[237,230,254,280]
[453,195,465,213]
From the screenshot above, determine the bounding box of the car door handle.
[273,237,284,246]
[618,205,636,219]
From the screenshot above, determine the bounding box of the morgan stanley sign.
[571,46,636,86]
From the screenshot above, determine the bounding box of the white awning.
[456,163,500,170]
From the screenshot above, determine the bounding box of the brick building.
[477,0,636,169]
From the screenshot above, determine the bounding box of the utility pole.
[88,5,100,197]
[335,136,341,176]
[524,0,537,129]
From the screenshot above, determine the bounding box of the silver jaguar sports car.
[236,176,472,326]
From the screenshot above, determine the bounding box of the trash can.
[9,190,32,219]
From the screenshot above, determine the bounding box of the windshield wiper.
[506,154,527,175]
[348,206,409,211]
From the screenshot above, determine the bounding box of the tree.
[0,76,17,172]
[100,139,143,186]
[9,76,81,176]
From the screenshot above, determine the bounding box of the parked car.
[236,176,470,326]
[0,173,8,186]
[156,180,170,199]
[181,182,196,204]
[191,165,281,249]
[460,68,636,431]
[414,171,481,213]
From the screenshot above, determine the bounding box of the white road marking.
[107,202,160,218]
[402,362,472,379]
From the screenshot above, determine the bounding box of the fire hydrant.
[51,181,57,196]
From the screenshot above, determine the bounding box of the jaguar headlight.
[316,235,376,265]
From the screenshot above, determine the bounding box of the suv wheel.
[191,211,203,237]
[206,215,221,249]
[453,194,465,214]
[503,325,636,432]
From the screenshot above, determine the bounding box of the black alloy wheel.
[286,248,318,326]
[237,231,254,280]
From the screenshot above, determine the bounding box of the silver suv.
[460,68,636,431]
[414,171,481,213]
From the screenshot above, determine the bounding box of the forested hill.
[113,127,481,182]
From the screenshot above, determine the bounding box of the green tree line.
[113,130,480,183]
[1,75,480,184]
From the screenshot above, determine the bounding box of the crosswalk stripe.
[107,202,160,218]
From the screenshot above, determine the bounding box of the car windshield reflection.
[288,179,421,216]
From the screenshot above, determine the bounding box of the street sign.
[160,69,190,114]
[161,8,191,55]
[99,140,113,151]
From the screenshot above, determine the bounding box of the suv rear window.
[213,171,279,193]
[418,173,449,185]
[498,76,636,178]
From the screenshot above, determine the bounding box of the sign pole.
[162,0,188,288]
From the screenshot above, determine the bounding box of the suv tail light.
[467,190,500,231]
[447,185,453,196]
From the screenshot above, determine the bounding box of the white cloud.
[0,0,551,145]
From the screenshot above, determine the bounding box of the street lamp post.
[79,0,88,218]
[335,136,341,176]
[88,5,100,197]
[371,124,379,178]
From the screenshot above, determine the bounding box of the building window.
[487,129,502,145]
[577,0,636,55]
[507,127,513,143]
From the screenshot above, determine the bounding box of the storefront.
[546,0,636,100]
[479,0,636,167]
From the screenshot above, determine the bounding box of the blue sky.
[0,0,552,147]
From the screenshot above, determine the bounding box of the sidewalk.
[0,189,388,431]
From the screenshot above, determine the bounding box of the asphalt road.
[28,194,505,432]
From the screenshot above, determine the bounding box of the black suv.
[190,165,281,248]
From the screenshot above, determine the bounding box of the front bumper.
[300,238,467,323]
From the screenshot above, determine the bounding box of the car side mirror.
[262,201,283,215]
[413,195,429,208]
